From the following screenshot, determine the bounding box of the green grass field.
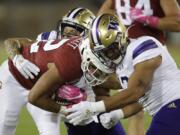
[0,44,180,135]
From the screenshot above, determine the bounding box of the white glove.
[100,109,124,129]
[13,54,40,79]
[66,101,106,126]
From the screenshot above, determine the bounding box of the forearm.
[104,89,140,112]
[4,39,21,59]
[4,38,33,59]
[122,102,143,118]
[31,95,61,113]
[157,15,180,32]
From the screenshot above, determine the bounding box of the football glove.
[13,54,40,79]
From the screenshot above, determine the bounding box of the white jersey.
[116,36,180,115]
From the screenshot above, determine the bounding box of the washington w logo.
[108,18,119,30]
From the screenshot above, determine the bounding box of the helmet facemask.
[93,32,127,65]
[56,7,95,39]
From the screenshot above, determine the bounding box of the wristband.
[94,101,106,113]
[146,16,159,28]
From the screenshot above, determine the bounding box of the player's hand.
[130,8,159,27]
[13,54,40,79]
[100,111,120,129]
[130,8,146,22]
[66,101,105,126]
[100,109,124,129]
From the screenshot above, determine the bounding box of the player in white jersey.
[98,1,180,134]
[65,14,180,135]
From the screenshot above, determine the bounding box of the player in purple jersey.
[66,13,180,135]
[97,1,180,134]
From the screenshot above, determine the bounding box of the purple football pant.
[146,99,180,135]
[65,121,126,135]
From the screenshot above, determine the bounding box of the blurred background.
[0,0,179,135]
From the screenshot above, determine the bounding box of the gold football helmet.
[90,13,128,64]
[57,7,95,38]
[80,38,114,86]
[80,14,129,86]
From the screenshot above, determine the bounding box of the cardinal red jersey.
[113,0,165,44]
[8,37,83,89]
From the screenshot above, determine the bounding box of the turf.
[0,45,180,135]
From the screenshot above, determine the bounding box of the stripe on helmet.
[72,8,84,18]
[133,40,158,59]
[68,7,83,19]
[66,8,77,17]
[91,15,103,46]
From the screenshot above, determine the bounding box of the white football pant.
[0,60,61,135]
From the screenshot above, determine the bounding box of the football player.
[66,14,180,135]
[1,8,125,135]
[0,7,94,135]
[35,7,126,135]
[97,1,180,134]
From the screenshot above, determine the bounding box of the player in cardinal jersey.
[98,1,180,134]
[0,37,82,135]
[35,7,126,135]
[0,7,94,135]
[66,14,180,135]
[1,8,126,135]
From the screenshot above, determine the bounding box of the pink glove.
[130,8,159,27]
[55,85,87,106]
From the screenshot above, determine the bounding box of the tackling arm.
[104,56,162,112]
[93,74,122,101]
[4,38,34,59]
[4,38,39,79]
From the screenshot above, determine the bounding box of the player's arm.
[104,56,162,111]
[4,38,40,79]
[157,0,180,31]
[93,73,122,101]
[97,0,115,15]
[28,63,64,113]
[4,38,34,59]
[99,102,142,129]
[66,56,161,125]
[130,0,180,31]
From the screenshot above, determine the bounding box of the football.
[55,85,87,106]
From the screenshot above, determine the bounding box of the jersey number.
[115,0,153,25]
[30,39,69,53]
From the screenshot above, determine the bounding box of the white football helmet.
[57,7,95,38]
[90,14,128,65]
[80,38,115,86]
